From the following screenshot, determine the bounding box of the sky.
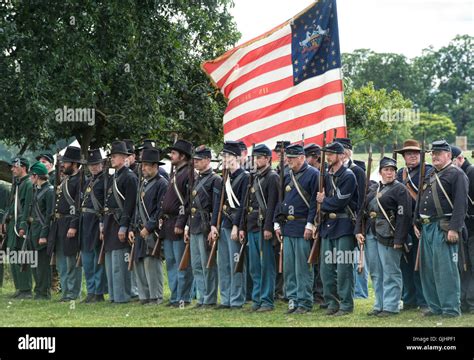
[230,0,474,58]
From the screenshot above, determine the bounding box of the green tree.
[0,0,240,154]
[344,82,413,152]
[411,113,457,144]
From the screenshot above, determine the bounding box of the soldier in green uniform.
[5,157,34,298]
[29,162,54,300]
[0,181,11,288]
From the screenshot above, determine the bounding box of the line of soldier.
[0,136,472,318]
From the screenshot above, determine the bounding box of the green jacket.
[7,175,33,249]
[30,181,54,250]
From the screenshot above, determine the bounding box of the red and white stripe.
[202,20,346,150]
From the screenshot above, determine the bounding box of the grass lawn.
[0,268,472,327]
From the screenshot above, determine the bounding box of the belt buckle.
[422,218,430,224]
[55,213,61,219]
[287,215,295,221]
[329,213,337,220]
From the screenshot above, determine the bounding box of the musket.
[97,157,110,266]
[178,148,195,271]
[234,143,255,273]
[75,163,85,268]
[50,149,61,266]
[129,160,143,272]
[277,141,285,274]
[207,165,229,268]
[414,133,426,272]
[358,144,372,273]
[20,189,35,272]
[308,131,327,264]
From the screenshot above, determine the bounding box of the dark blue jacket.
[320,165,358,239]
[275,162,319,238]
[212,167,249,230]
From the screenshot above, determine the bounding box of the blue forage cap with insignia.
[193,145,212,159]
[29,161,48,176]
[285,144,304,158]
[252,144,272,157]
[431,139,451,153]
[10,157,29,168]
[322,141,344,154]
[451,146,462,158]
[222,141,241,157]
[304,143,321,157]
[379,156,397,171]
[334,137,352,150]
[35,153,54,164]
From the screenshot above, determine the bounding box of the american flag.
[202,0,347,150]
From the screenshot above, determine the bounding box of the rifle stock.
[308,132,327,264]
[178,152,195,271]
[414,134,426,272]
[358,144,372,273]
[207,167,228,268]
[277,141,285,273]
[75,165,85,268]
[97,157,109,266]
[50,149,62,267]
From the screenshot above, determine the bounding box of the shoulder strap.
[112,174,125,211]
[290,170,310,208]
[434,170,454,210]
[375,183,395,231]
[61,178,75,206]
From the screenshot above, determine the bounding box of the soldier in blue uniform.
[186,145,221,309]
[395,139,432,311]
[48,146,83,302]
[450,146,474,314]
[239,144,279,312]
[335,137,368,300]
[129,148,168,305]
[210,141,249,309]
[317,141,358,316]
[304,143,325,306]
[275,144,318,314]
[415,140,468,317]
[79,149,107,303]
[356,157,412,316]
[161,140,194,307]
[103,141,138,304]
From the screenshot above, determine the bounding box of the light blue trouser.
[248,231,276,308]
[353,246,369,299]
[130,270,139,297]
[217,227,246,307]
[320,235,355,312]
[461,234,474,312]
[190,233,218,305]
[365,232,403,313]
[163,238,194,304]
[105,248,131,303]
[56,239,82,300]
[82,243,107,295]
[283,236,313,310]
[420,222,461,316]
[401,232,427,307]
[134,256,163,301]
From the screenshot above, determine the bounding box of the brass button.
[329,213,337,220]
[287,215,295,221]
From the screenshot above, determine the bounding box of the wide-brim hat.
[395,139,421,154]
[86,149,105,165]
[138,148,165,165]
[108,141,132,156]
[168,140,193,158]
[61,146,84,163]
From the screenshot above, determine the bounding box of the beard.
[63,166,74,176]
